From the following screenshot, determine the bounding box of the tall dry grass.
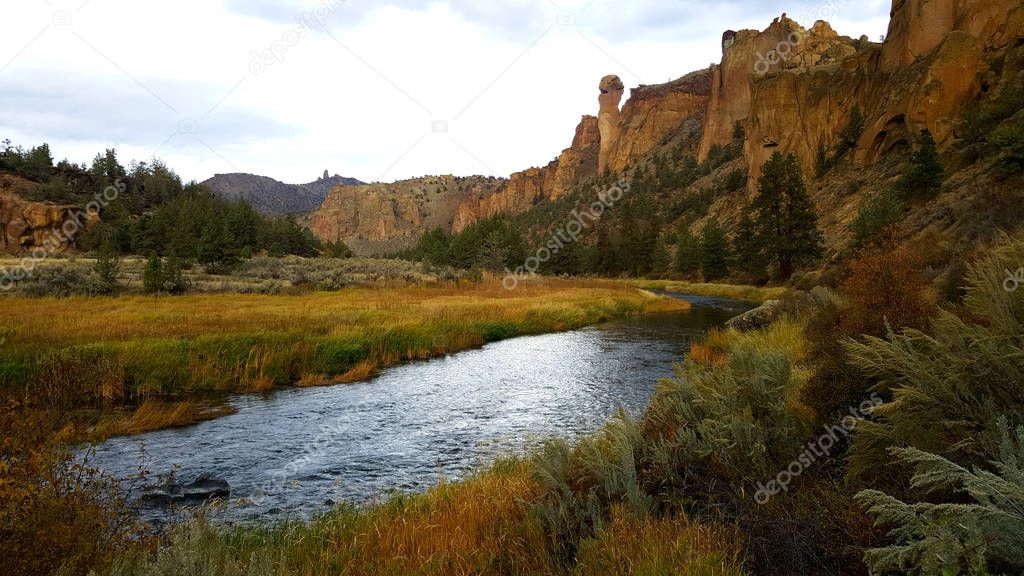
[0,278,685,438]
[109,459,744,576]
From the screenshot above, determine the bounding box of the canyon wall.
[603,69,714,173]
[311,0,1023,255]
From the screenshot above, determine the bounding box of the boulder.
[141,474,231,506]
[725,300,783,332]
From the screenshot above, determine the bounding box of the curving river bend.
[87,293,753,523]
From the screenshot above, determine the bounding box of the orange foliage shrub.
[0,402,142,576]
[802,230,937,420]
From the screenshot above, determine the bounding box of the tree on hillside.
[898,129,944,200]
[700,219,730,281]
[732,210,767,278]
[650,235,671,277]
[675,224,701,278]
[749,152,824,279]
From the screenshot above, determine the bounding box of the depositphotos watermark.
[754,393,883,505]
[249,0,346,75]
[502,178,631,291]
[0,179,125,292]
[753,0,852,75]
[1004,268,1023,293]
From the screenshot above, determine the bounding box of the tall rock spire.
[597,75,624,174]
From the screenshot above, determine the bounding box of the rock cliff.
[310,0,1022,256]
[604,69,714,174]
[0,176,96,254]
[309,175,505,255]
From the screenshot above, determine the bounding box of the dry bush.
[0,402,143,576]
[801,231,937,420]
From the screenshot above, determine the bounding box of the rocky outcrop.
[880,0,1020,72]
[549,115,600,198]
[311,114,601,255]
[713,2,1020,184]
[310,1,1022,256]
[598,75,625,174]
[0,184,96,254]
[310,175,504,255]
[603,69,714,173]
[699,15,858,164]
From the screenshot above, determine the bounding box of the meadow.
[0,277,686,438]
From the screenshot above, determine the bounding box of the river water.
[86,293,753,523]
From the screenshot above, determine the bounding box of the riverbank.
[630,279,788,303]
[0,278,686,439]
[105,299,780,576]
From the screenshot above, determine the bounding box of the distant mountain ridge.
[202,172,364,216]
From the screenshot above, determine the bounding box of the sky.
[0,0,891,185]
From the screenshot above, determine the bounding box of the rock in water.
[141,474,231,506]
[183,474,231,500]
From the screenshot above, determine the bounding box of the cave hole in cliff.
[867,115,910,163]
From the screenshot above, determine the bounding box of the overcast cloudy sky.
[0,0,890,184]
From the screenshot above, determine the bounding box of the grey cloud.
[223,0,556,41]
[0,71,296,158]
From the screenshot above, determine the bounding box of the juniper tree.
[845,236,1024,479]
[749,152,824,279]
[675,225,701,278]
[700,219,730,281]
[732,210,767,278]
[856,421,1024,575]
[898,129,944,200]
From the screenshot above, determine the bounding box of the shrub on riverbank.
[106,459,744,576]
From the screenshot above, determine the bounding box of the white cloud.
[0,0,889,184]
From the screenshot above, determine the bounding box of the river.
[86,293,753,523]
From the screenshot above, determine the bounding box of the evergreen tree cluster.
[405,216,526,272]
[0,141,324,263]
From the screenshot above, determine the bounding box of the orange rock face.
[0,192,95,254]
[310,1,1022,255]
[598,75,625,174]
[604,69,713,174]
[699,15,858,163]
[309,175,505,255]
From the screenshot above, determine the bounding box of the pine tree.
[749,152,824,279]
[650,235,671,277]
[814,140,832,179]
[92,243,120,290]
[675,225,701,278]
[898,128,944,200]
[197,222,238,274]
[143,254,163,294]
[700,219,730,281]
[161,253,187,294]
[732,210,766,278]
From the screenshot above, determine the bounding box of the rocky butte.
[310,0,1022,255]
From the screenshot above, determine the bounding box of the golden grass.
[117,459,744,576]
[88,400,237,439]
[0,278,687,438]
[574,506,746,576]
[631,280,788,303]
